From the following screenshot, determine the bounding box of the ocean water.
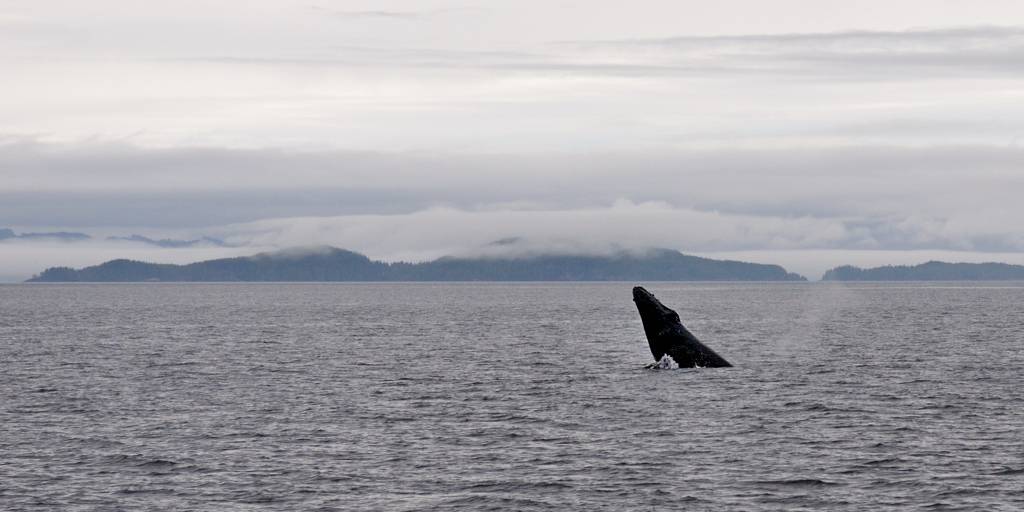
[2,282,1022,511]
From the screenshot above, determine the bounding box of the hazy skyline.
[4,1,1024,280]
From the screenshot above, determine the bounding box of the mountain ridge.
[822,261,1024,281]
[27,246,807,282]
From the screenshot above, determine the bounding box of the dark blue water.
[2,283,1023,510]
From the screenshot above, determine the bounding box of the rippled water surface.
[2,282,1023,510]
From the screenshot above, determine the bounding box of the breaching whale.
[632,286,732,368]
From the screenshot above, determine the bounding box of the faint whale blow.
[632,286,732,368]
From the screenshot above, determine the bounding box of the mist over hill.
[822,261,1024,281]
[2,227,226,247]
[0,228,91,242]
[27,246,806,282]
[105,235,228,248]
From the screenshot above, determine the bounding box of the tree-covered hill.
[822,261,1024,281]
[28,247,807,282]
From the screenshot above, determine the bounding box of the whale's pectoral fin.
[632,286,732,368]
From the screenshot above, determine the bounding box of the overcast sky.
[3,0,1024,280]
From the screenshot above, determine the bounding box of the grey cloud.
[6,4,1024,83]
[813,118,1024,140]
[0,13,89,51]
[156,26,1024,79]
[309,6,479,20]
[215,200,1024,260]
[251,26,1024,79]
[11,138,1024,190]
[4,139,1024,255]
[564,26,1024,49]
[317,10,425,20]
[0,189,445,228]
[179,47,549,71]
[554,26,1024,79]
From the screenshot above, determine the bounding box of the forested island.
[822,261,1024,281]
[27,246,806,282]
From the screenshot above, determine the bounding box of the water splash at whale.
[646,354,679,370]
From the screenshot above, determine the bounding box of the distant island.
[27,246,807,282]
[822,261,1024,281]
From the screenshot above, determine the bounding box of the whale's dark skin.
[632,286,732,368]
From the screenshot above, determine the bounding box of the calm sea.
[2,283,1022,511]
